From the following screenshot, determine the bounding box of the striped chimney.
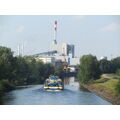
[53,20,57,45]
[54,20,57,31]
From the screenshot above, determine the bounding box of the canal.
[0,77,112,105]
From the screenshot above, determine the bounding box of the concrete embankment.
[81,83,120,105]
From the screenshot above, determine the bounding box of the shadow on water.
[16,85,35,90]
[79,85,90,92]
[0,92,16,105]
[0,98,4,105]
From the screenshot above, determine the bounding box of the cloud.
[101,23,120,31]
[16,26,25,33]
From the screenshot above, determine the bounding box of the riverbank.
[0,80,16,97]
[0,80,44,97]
[81,74,120,105]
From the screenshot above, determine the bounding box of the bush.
[99,59,112,73]
[54,66,64,78]
[0,80,15,92]
[78,54,101,83]
[116,69,120,76]
[115,79,120,93]
[111,57,120,73]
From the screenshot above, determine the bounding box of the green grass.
[92,74,120,96]
[94,79,118,94]
[104,74,120,79]
[93,78,109,83]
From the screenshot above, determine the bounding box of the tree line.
[0,46,64,96]
[78,54,120,93]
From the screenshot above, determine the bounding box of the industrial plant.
[32,21,79,72]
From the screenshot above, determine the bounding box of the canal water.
[0,77,112,105]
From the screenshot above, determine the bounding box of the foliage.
[99,59,112,73]
[43,63,55,78]
[14,56,55,85]
[0,46,14,80]
[54,66,64,78]
[111,57,120,73]
[116,69,120,76]
[115,79,120,93]
[90,73,120,95]
[115,69,120,93]
[93,78,119,95]
[0,80,15,93]
[98,57,120,74]
[0,46,58,95]
[78,54,101,83]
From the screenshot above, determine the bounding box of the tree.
[116,69,120,76]
[99,59,112,73]
[23,56,39,84]
[0,46,14,80]
[78,54,101,83]
[111,57,120,73]
[0,46,59,96]
[15,56,30,85]
[54,66,64,78]
[14,56,55,85]
[43,63,55,78]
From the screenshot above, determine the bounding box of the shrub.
[78,54,101,83]
[116,69,120,76]
[115,79,120,93]
[0,80,15,92]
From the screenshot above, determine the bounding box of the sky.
[0,15,120,60]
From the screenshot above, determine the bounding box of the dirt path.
[101,74,111,79]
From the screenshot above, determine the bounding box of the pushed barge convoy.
[44,76,64,90]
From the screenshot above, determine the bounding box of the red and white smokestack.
[53,20,57,44]
[54,20,57,31]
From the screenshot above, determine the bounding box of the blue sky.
[0,15,120,59]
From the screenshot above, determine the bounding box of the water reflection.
[0,77,112,105]
[79,85,90,92]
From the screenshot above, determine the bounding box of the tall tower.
[53,20,57,45]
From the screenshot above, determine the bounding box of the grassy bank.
[81,74,120,104]
[0,80,15,97]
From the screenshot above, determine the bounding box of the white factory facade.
[34,21,80,66]
[36,42,79,66]
[51,40,79,65]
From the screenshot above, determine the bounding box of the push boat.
[44,76,64,90]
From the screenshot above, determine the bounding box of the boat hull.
[44,86,63,90]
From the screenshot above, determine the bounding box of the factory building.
[33,20,79,66]
[36,56,55,65]
[100,56,107,60]
[51,42,75,58]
